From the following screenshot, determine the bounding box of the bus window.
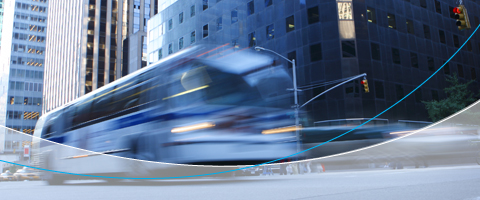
[92,88,115,120]
[71,99,93,127]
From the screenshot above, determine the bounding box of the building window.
[342,41,356,57]
[415,89,422,103]
[431,90,439,101]
[423,24,431,39]
[406,19,414,34]
[231,9,238,24]
[203,24,208,38]
[179,37,184,50]
[371,43,381,60]
[375,81,385,99]
[453,35,459,48]
[203,0,208,10]
[179,12,184,24]
[168,43,173,54]
[443,62,450,75]
[395,84,404,100]
[168,19,173,30]
[367,7,376,24]
[158,49,162,60]
[427,56,435,71]
[191,31,196,44]
[265,0,272,7]
[457,64,464,78]
[471,68,477,80]
[387,13,396,29]
[248,31,256,47]
[266,24,274,40]
[217,17,222,31]
[439,30,446,44]
[449,6,455,19]
[338,2,352,20]
[435,0,441,14]
[420,0,427,8]
[411,52,418,68]
[392,48,401,64]
[247,1,254,15]
[307,6,319,24]
[286,15,295,33]
[467,41,472,51]
[287,51,296,69]
[310,43,322,62]
[191,5,195,17]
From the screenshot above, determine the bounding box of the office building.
[0,0,48,154]
[146,0,480,125]
[43,0,158,113]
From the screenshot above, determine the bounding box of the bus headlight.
[261,125,302,135]
[171,122,216,133]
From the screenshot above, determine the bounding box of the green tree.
[422,74,478,122]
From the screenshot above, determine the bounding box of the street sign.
[24,145,30,157]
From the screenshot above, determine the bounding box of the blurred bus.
[32,45,297,184]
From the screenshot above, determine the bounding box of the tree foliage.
[422,74,478,122]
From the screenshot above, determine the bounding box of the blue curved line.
[2,24,479,180]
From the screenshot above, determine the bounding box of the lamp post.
[254,47,301,160]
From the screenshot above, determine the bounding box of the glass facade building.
[43,0,158,114]
[147,0,480,125]
[0,0,48,153]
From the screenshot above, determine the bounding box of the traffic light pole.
[299,73,367,109]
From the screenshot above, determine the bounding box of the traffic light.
[361,79,369,93]
[453,5,471,30]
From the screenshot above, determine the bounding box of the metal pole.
[292,59,301,161]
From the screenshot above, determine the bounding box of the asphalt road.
[1,165,480,200]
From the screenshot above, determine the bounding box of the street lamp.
[254,46,301,159]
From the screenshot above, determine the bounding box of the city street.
[1,165,480,200]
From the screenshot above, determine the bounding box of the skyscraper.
[0,0,48,154]
[0,0,4,50]
[43,0,158,114]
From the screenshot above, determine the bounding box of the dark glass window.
[286,15,295,32]
[265,0,272,7]
[435,0,441,14]
[217,17,222,31]
[423,24,431,39]
[307,6,319,24]
[471,68,477,80]
[179,12,184,24]
[453,35,459,48]
[168,19,173,30]
[287,51,296,69]
[231,9,238,24]
[415,89,422,103]
[247,1,254,16]
[443,61,450,75]
[467,41,472,51]
[179,37,184,50]
[203,0,208,10]
[158,49,162,60]
[191,5,195,17]
[367,7,376,24]
[248,32,256,47]
[449,6,455,18]
[420,0,427,8]
[191,31,196,44]
[310,43,322,62]
[371,43,381,60]
[342,41,356,57]
[266,24,274,40]
[203,24,208,38]
[431,90,439,101]
[457,64,464,78]
[375,81,385,99]
[395,84,404,100]
[406,19,414,34]
[439,30,446,44]
[427,56,435,71]
[387,13,396,29]
[168,43,173,54]
[411,52,418,68]
[392,48,401,64]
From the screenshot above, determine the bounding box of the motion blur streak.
[262,125,302,135]
[162,85,209,100]
[171,122,216,133]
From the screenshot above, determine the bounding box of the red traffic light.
[361,80,365,85]
[453,7,462,14]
